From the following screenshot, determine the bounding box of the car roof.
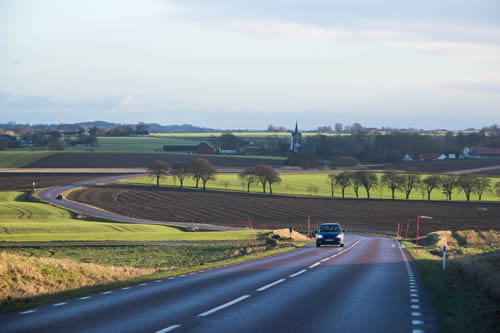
[320,223,341,226]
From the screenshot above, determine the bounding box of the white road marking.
[101,291,112,295]
[180,275,186,277]
[412,312,422,317]
[411,293,419,297]
[411,299,420,303]
[53,302,67,307]
[411,289,418,292]
[121,287,131,290]
[391,244,396,248]
[257,279,286,292]
[412,320,424,325]
[309,262,321,269]
[19,310,37,315]
[168,277,175,280]
[412,330,425,333]
[139,283,148,286]
[198,295,250,317]
[79,296,91,300]
[289,269,307,278]
[154,280,162,283]
[320,258,329,262]
[155,324,181,333]
[411,305,420,309]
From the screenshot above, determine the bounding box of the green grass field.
[66,136,203,152]
[122,172,500,202]
[0,191,266,242]
[0,151,56,168]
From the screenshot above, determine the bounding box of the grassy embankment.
[402,230,499,333]
[0,191,266,242]
[122,173,500,202]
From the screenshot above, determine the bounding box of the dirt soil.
[0,173,120,191]
[374,159,500,173]
[25,153,284,169]
[67,185,500,237]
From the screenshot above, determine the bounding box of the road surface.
[37,175,243,231]
[1,235,438,332]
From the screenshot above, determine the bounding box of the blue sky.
[1,0,499,130]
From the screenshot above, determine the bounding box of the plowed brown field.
[376,159,500,173]
[67,185,500,237]
[0,173,120,191]
[25,153,284,169]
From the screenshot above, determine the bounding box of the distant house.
[163,143,214,155]
[218,146,238,155]
[241,140,263,155]
[402,154,414,161]
[419,153,441,161]
[464,146,500,160]
[437,154,447,160]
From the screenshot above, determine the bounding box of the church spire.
[295,121,298,134]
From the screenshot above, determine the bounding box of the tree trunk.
[262,183,266,193]
[355,190,358,199]
[366,190,370,199]
[342,188,345,198]
[391,188,395,200]
[247,183,251,192]
[331,184,334,198]
[179,178,183,188]
[195,178,199,188]
[156,176,160,187]
[269,183,273,194]
[478,193,482,201]
[202,181,206,190]
[427,191,431,200]
[465,192,470,202]
[406,191,410,200]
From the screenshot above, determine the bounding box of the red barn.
[196,143,214,154]
[163,143,214,155]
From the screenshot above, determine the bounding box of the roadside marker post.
[396,223,400,239]
[248,217,259,253]
[405,219,410,241]
[443,245,446,271]
[416,215,420,254]
[307,216,312,238]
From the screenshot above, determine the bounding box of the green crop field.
[0,191,265,242]
[66,136,204,152]
[151,132,352,138]
[0,152,56,168]
[122,172,500,202]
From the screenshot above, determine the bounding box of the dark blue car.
[316,223,345,247]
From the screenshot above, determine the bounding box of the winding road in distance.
[2,175,440,332]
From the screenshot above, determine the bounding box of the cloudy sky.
[1,0,499,130]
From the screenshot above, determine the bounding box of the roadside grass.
[0,151,56,168]
[0,191,267,242]
[402,240,499,333]
[0,244,304,314]
[122,172,500,202]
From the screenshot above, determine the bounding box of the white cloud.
[119,96,138,106]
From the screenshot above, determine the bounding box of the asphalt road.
[2,235,438,333]
[37,174,243,231]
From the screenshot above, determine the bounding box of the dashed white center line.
[19,310,37,315]
[412,330,425,333]
[412,320,424,325]
[289,269,307,278]
[411,293,419,297]
[121,287,131,290]
[168,277,175,280]
[320,258,329,262]
[198,295,251,317]
[412,312,422,317]
[79,296,91,300]
[155,324,181,333]
[53,302,67,307]
[411,299,420,303]
[139,283,148,286]
[101,291,112,295]
[411,305,420,309]
[154,280,162,283]
[256,279,286,292]
[309,262,321,269]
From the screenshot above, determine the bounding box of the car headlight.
[317,234,323,239]
[336,234,343,239]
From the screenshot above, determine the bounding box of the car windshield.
[319,225,341,232]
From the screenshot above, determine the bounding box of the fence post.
[443,245,446,271]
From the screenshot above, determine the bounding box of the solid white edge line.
[257,278,286,292]
[155,324,181,333]
[79,296,91,300]
[101,291,112,295]
[309,262,320,269]
[53,302,66,307]
[198,295,250,317]
[289,269,307,278]
[320,258,329,262]
[19,310,37,314]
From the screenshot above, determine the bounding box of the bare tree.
[307,185,319,196]
[441,175,459,201]
[422,175,441,200]
[171,162,191,189]
[239,167,257,193]
[254,164,281,194]
[475,177,491,201]
[191,158,217,190]
[399,173,421,200]
[350,172,363,198]
[457,174,478,202]
[327,173,338,198]
[335,172,351,198]
[147,160,169,187]
[381,172,403,200]
[360,173,378,199]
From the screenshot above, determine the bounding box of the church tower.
[290,121,302,152]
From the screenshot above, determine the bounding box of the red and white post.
[248,217,259,253]
[416,215,420,254]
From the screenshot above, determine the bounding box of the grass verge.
[1,243,304,314]
[402,240,499,333]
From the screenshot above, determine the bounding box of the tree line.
[326,171,499,202]
[147,158,217,190]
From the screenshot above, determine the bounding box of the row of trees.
[147,158,217,190]
[238,165,281,194]
[326,171,498,201]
